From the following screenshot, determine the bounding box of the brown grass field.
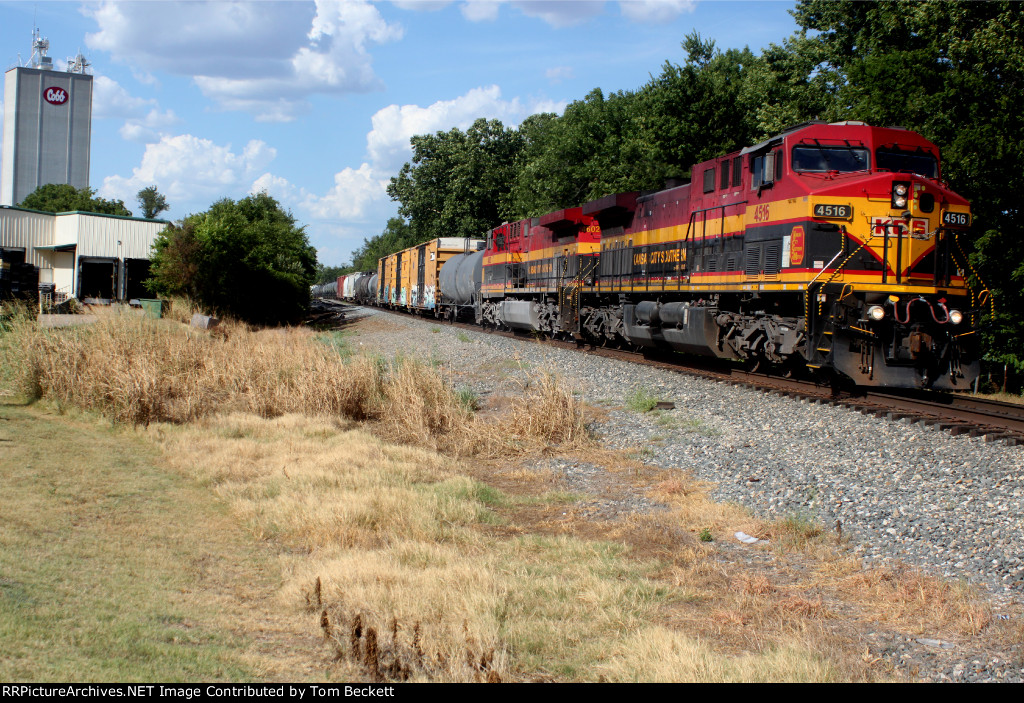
[1,303,1020,682]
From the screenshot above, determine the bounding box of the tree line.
[345,0,1023,375]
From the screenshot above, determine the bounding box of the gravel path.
[348,306,1024,680]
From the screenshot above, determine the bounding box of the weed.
[699,528,713,542]
[625,387,659,413]
[455,387,479,412]
[430,327,441,334]
[456,332,472,344]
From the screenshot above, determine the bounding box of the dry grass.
[839,566,992,636]
[5,307,1010,682]
[0,308,587,459]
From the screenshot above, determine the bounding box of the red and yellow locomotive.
[474,121,987,390]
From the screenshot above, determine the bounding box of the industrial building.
[2,30,93,207]
[1,30,167,305]
[0,206,167,303]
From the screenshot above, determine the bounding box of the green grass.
[625,387,660,413]
[654,412,722,437]
[455,386,480,411]
[456,332,472,343]
[316,329,353,359]
[0,402,292,682]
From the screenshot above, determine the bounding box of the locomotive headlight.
[949,309,964,325]
[891,181,910,209]
[867,305,886,321]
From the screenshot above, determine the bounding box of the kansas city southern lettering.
[633,249,684,266]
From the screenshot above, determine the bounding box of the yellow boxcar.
[378,238,484,312]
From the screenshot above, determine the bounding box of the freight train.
[320,121,989,391]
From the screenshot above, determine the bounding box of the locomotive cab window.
[703,167,715,193]
[875,146,938,179]
[792,145,870,173]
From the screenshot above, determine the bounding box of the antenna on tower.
[67,50,91,74]
[29,26,52,70]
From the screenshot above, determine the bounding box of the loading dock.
[78,256,117,303]
[122,258,151,302]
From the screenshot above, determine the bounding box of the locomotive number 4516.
[813,203,852,219]
[942,211,970,227]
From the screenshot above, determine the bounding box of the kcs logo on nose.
[44,87,68,105]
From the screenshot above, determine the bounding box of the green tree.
[387,118,524,241]
[506,88,645,218]
[349,217,418,272]
[136,186,169,220]
[148,192,317,325]
[315,263,353,285]
[19,183,132,216]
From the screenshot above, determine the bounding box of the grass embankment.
[0,306,1009,681]
[0,403,322,681]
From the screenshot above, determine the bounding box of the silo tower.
[1,28,94,207]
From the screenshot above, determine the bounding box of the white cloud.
[460,0,502,21]
[366,85,524,173]
[304,163,389,220]
[119,109,181,143]
[530,98,569,115]
[461,1,605,25]
[459,1,694,25]
[250,172,307,204]
[619,0,696,23]
[100,134,277,208]
[545,65,574,83]
[84,0,403,121]
[512,1,605,27]
[391,0,451,9]
[91,74,155,119]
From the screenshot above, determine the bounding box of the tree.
[136,186,169,220]
[387,118,524,241]
[19,183,132,216]
[148,192,317,325]
[315,263,353,285]
[349,217,419,272]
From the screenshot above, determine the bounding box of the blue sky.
[1,1,801,266]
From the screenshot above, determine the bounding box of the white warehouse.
[0,205,168,302]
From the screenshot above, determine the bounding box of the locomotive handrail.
[683,200,748,244]
[805,248,846,288]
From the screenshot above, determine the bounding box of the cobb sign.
[44,86,68,105]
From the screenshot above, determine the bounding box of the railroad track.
[344,302,1024,446]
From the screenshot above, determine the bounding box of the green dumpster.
[139,298,166,319]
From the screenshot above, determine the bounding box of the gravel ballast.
[347,306,1024,681]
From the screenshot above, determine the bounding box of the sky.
[0,0,802,267]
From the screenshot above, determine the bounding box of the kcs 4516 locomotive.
[327,121,989,391]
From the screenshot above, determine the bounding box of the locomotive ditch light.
[949,309,964,325]
[867,305,886,321]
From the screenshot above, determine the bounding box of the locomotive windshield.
[791,145,870,173]
[875,146,938,178]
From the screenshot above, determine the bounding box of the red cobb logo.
[44,87,68,105]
